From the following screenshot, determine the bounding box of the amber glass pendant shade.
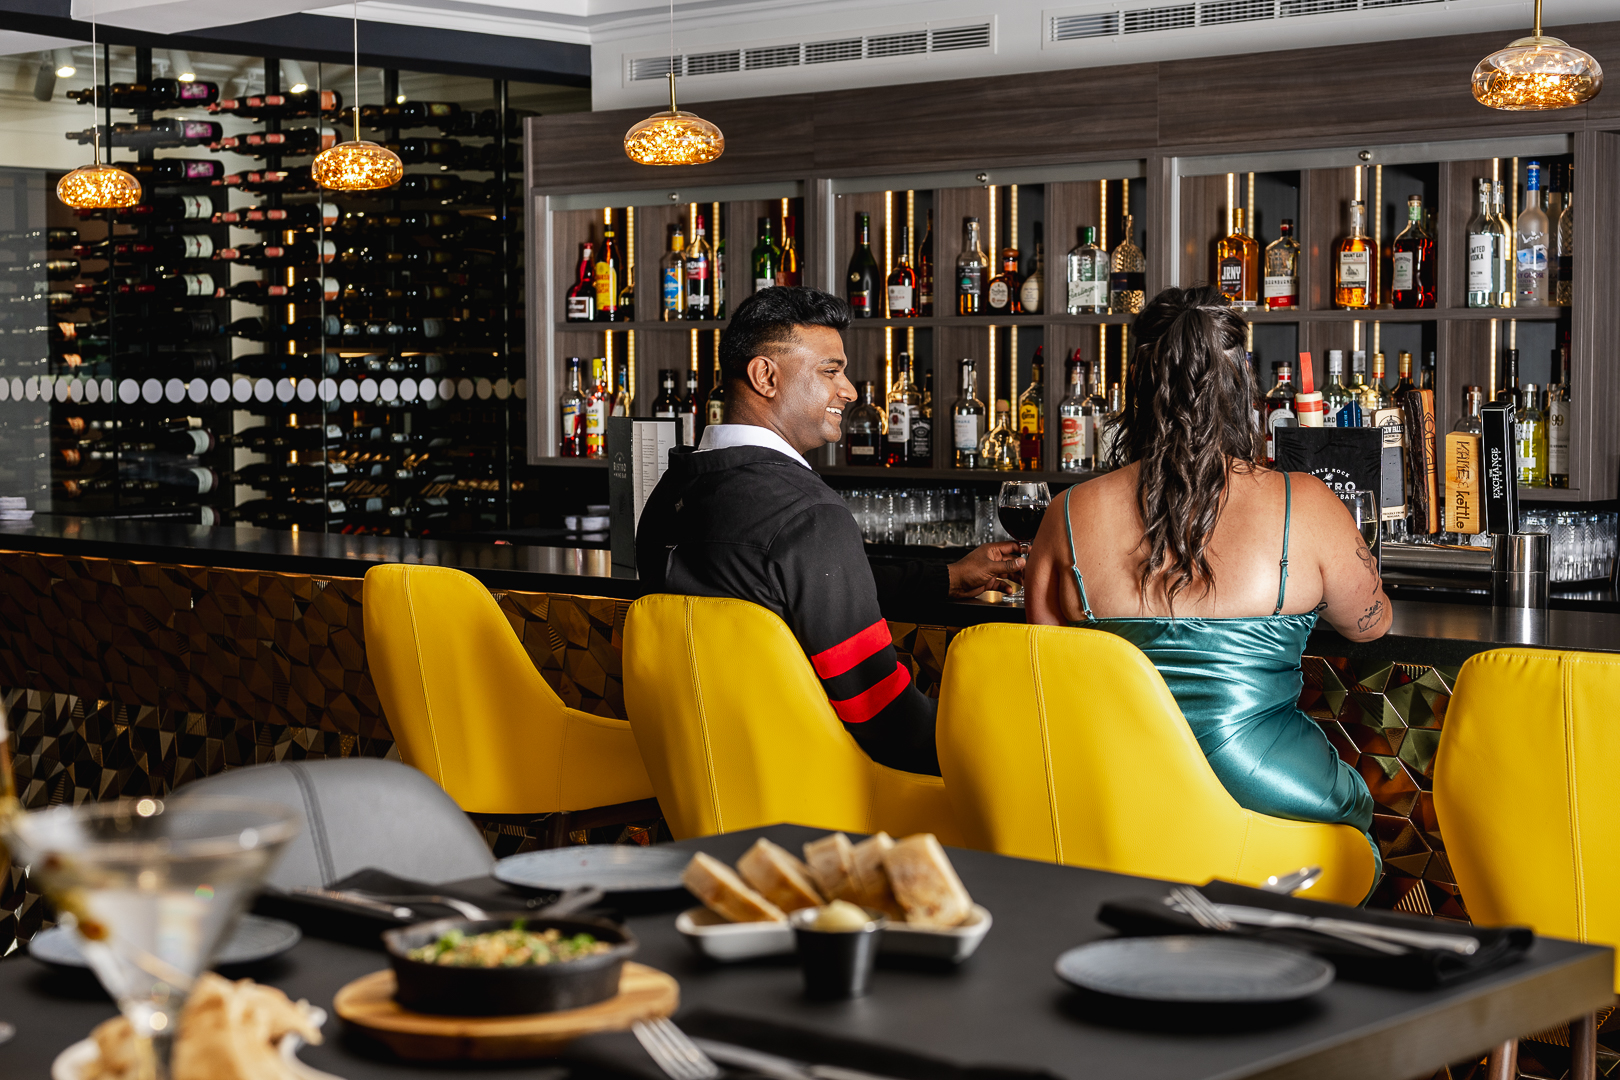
[313,139,403,191]
[56,163,142,209]
[624,73,724,166]
[1472,0,1602,110]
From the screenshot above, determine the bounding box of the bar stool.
[1434,647,1620,1080]
[362,565,655,839]
[622,593,961,844]
[935,623,1377,905]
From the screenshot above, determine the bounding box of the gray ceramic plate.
[494,844,690,892]
[30,914,302,971]
[1054,935,1335,1003]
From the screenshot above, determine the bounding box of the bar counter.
[0,514,1615,945]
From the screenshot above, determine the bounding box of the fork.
[1167,885,1236,931]
[633,1017,723,1080]
[1166,885,1408,956]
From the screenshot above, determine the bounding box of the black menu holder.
[1273,427,1382,497]
[607,417,678,573]
[1480,400,1519,535]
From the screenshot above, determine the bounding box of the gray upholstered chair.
[172,758,494,891]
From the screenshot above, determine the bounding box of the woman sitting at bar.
[1024,285,1390,869]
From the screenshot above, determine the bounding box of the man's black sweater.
[635,444,944,775]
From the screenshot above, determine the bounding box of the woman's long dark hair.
[1100,286,1261,612]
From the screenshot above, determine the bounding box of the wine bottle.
[213,202,338,230]
[67,119,223,150]
[105,195,213,222]
[69,79,220,110]
[213,239,337,265]
[381,138,463,166]
[212,126,338,158]
[97,235,216,262]
[916,210,934,316]
[360,100,462,130]
[846,212,881,318]
[124,159,226,184]
[215,167,319,193]
[208,88,342,119]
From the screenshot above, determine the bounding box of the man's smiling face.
[762,324,857,454]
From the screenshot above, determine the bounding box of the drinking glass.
[0,798,300,1079]
[997,481,1051,605]
[1337,489,1379,550]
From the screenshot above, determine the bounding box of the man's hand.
[947,542,1026,599]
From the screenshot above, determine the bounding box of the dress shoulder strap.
[1063,485,1096,622]
[1274,471,1292,616]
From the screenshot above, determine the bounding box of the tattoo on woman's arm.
[1354,543,1378,579]
[1356,600,1385,631]
[1313,600,1328,614]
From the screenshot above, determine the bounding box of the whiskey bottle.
[916,210,934,316]
[952,358,986,468]
[1065,227,1107,314]
[909,370,933,465]
[1058,358,1085,472]
[1515,162,1550,308]
[1263,219,1300,310]
[777,216,801,287]
[1466,179,1505,308]
[1109,215,1146,315]
[1335,200,1375,310]
[957,217,987,316]
[985,247,1022,315]
[844,381,885,464]
[1262,362,1296,464]
[886,225,919,318]
[751,217,778,294]
[565,242,596,322]
[1216,207,1260,309]
[1019,239,1044,314]
[616,265,635,321]
[1390,197,1435,309]
[885,353,922,467]
[846,212,881,319]
[1017,347,1045,470]
[685,217,714,320]
[1391,350,1418,408]
[652,368,681,421]
[558,356,585,456]
[705,357,726,428]
[662,229,686,321]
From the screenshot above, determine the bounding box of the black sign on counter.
[1273,426,1383,499]
[607,417,678,572]
[1480,400,1519,536]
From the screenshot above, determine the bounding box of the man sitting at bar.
[636,287,1021,775]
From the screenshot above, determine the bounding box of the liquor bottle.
[1363,351,1390,418]
[957,217,987,316]
[1338,351,1367,428]
[1498,348,1521,404]
[1547,381,1570,488]
[1020,239,1044,314]
[1262,362,1296,464]
[611,361,633,416]
[616,266,635,321]
[1335,200,1375,309]
[714,224,726,320]
[1516,384,1547,486]
[952,358,986,468]
[1017,347,1045,470]
[1109,215,1146,315]
[886,226,918,318]
[777,216,801,287]
[1555,175,1574,307]
[1080,361,1109,471]
[844,212,881,318]
[594,228,623,322]
[1390,196,1435,309]
[885,354,921,467]
[1391,351,1419,407]
[1065,226,1108,314]
[662,230,686,321]
[911,370,933,466]
[584,357,610,458]
[652,368,681,421]
[1322,350,1353,427]
[751,217,778,294]
[1515,162,1550,307]
[1492,180,1514,307]
[1263,219,1300,310]
[844,381,885,465]
[680,370,699,446]
[979,396,1019,472]
[1058,359,1085,472]
[985,247,1023,316]
[916,210,934,316]
[1216,207,1260,309]
[705,357,726,427]
[70,78,220,109]
[1466,179,1506,308]
[1453,386,1484,435]
[685,217,714,320]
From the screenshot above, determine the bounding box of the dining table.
[0,823,1612,1080]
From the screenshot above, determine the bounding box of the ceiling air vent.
[629,56,677,81]
[745,44,801,70]
[1124,5,1196,33]
[1361,0,1444,7]
[867,31,928,58]
[806,38,863,64]
[1281,0,1358,15]
[1051,11,1121,39]
[685,50,741,76]
[932,24,992,51]
[1199,0,1277,24]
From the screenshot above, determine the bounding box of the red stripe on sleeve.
[809,619,893,680]
[828,662,912,725]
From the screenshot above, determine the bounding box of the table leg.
[1571,1012,1597,1080]
[1485,1038,1517,1080]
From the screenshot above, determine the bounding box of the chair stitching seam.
[1564,656,1586,939]
[287,761,336,887]
[401,571,448,790]
[1029,630,1062,863]
[686,599,724,833]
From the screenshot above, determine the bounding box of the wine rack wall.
[27,46,536,536]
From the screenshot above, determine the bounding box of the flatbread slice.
[802,832,858,903]
[736,837,824,913]
[883,833,973,928]
[849,831,905,919]
[682,850,786,923]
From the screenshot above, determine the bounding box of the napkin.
[567,1008,1058,1080]
[1096,880,1530,989]
[253,868,566,945]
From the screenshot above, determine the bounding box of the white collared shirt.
[695,423,812,470]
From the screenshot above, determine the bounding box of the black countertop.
[2,516,1618,665]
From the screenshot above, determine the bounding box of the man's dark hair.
[718,287,850,385]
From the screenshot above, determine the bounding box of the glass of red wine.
[996,481,1051,605]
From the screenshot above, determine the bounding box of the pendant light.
[312,1,403,191]
[623,0,724,166]
[1472,0,1602,110]
[56,3,141,210]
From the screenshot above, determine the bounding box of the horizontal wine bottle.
[207,89,342,119]
[68,79,220,110]
[67,119,222,150]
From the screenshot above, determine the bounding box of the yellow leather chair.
[362,564,654,817]
[1435,647,1620,1077]
[622,593,961,844]
[935,623,1376,905]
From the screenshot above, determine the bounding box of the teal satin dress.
[1062,475,1380,881]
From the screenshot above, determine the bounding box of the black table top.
[1,825,1612,1080]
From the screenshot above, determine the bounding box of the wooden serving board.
[332,962,679,1061]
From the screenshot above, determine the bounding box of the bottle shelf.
[1244,307,1568,323]
[815,464,1094,485]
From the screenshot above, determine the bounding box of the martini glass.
[1,797,300,1079]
